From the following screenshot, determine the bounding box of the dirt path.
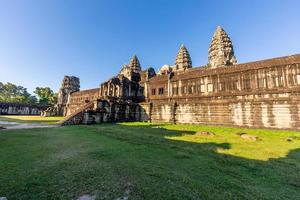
[0,120,59,130]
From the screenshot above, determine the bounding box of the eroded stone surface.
[175,44,192,71]
[208,26,237,68]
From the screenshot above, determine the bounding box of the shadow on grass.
[0,123,299,199]
[90,123,300,196]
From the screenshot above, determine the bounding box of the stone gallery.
[50,26,300,129]
[0,102,45,115]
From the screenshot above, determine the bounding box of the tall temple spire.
[129,55,141,72]
[175,44,192,71]
[208,26,237,68]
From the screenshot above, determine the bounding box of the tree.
[0,82,4,102]
[34,87,57,105]
[0,82,57,105]
[0,82,37,104]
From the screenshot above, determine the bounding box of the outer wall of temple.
[143,98,300,130]
[0,103,46,115]
[141,55,300,130]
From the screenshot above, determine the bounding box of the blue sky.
[0,0,299,93]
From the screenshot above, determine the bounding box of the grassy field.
[0,115,64,124]
[0,123,300,200]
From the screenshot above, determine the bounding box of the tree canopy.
[0,82,57,105]
[34,87,57,105]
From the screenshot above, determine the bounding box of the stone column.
[112,84,115,96]
[108,82,111,96]
[120,81,123,97]
[128,83,131,97]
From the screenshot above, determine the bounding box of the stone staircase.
[59,101,95,126]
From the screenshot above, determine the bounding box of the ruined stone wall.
[68,100,149,125]
[0,103,45,115]
[56,76,80,116]
[143,55,300,129]
[66,88,100,116]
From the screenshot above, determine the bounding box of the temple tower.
[208,26,237,68]
[175,44,192,71]
[57,76,80,115]
[129,55,141,72]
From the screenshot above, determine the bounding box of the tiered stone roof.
[208,26,237,68]
[175,44,192,71]
[129,55,141,72]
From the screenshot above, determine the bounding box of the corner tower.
[175,44,192,71]
[57,76,80,116]
[208,26,237,68]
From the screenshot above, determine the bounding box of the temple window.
[200,84,205,93]
[207,83,213,92]
[158,88,164,95]
[172,87,178,95]
[196,85,201,93]
[188,85,193,94]
[181,86,187,94]
[288,74,295,86]
[219,82,225,91]
[243,78,251,90]
[257,78,265,89]
[151,88,156,95]
[297,74,300,85]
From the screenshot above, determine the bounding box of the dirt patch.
[116,189,130,200]
[196,131,215,136]
[77,194,96,200]
[116,182,132,200]
[2,123,58,130]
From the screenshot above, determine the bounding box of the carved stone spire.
[208,26,237,68]
[129,55,141,72]
[175,44,192,71]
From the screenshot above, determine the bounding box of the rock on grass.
[196,131,215,136]
[238,133,260,141]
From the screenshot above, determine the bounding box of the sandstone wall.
[142,55,300,129]
[147,95,300,129]
[62,54,300,130]
[66,88,100,116]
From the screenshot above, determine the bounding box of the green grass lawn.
[0,115,64,124]
[0,123,300,200]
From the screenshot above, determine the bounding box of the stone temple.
[48,26,300,129]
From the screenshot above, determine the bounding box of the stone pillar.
[144,82,148,99]
[128,83,131,97]
[108,82,111,96]
[168,79,171,97]
[120,81,123,97]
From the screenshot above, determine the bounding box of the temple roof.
[208,26,237,68]
[175,44,192,71]
[129,55,141,72]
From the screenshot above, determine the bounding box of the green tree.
[34,87,57,105]
[0,82,4,102]
[0,82,36,104]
